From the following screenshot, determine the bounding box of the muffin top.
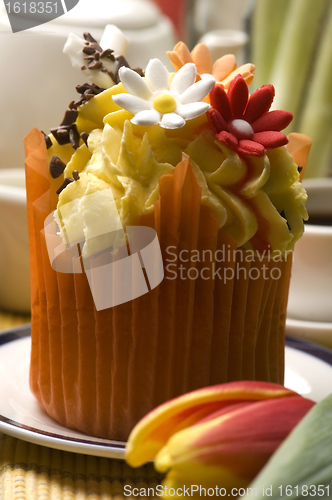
[45,29,309,258]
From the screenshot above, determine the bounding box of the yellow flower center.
[153,94,177,114]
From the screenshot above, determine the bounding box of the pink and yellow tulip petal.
[154,396,315,495]
[125,381,298,467]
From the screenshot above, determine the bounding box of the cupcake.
[25,29,310,441]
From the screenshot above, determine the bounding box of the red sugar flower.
[207,74,293,157]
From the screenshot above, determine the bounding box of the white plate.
[1,326,332,459]
[0,326,126,459]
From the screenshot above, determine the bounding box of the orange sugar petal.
[166,51,185,72]
[191,43,212,75]
[236,62,256,76]
[241,71,255,87]
[222,63,255,89]
[286,132,312,181]
[174,41,193,65]
[212,54,237,82]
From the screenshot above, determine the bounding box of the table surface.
[0,309,30,332]
[0,309,161,499]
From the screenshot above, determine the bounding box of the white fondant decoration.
[113,59,215,129]
[63,25,129,89]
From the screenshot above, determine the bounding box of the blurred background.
[1,0,332,177]
[0,0,332,177]
[0,0,332,325]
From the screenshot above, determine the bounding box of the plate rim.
[1,324,332,458]
[285,334,332,365]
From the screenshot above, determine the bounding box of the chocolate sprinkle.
[80,132,89,145]
[69,127,80,149]
[60,109,78,126]
[112,55,130,83]
[132,67,145,78]
[69,100,77,110]
[51,124,80,149]
[83,32,98,44]
[72,82,105,108]
[76,82,101,94]
[82,45,96,55]
[101,48,113,58]
[88,60,103,70]
[56,177,74,195]
[72,170,80,181]
[50,156,66,178]
[56,128,69,138]
[115,55,130,69]
[80,32,116,81]
[42,131,52,149]
[51,106,80,148]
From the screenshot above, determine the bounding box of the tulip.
[125,382,315,495]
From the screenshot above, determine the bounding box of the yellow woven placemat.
[0,310,31,332]
[0,433,161,499]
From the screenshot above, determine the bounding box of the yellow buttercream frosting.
[49,82,307,257]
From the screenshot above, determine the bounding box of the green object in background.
[268,0,328,131]
[246,394,332,498]
[298,2,332,178]
[250,0,289,90]
[250,0,332,177]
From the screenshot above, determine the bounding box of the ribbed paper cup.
[25,129,292,441]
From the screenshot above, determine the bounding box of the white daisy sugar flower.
[112,58,215,129]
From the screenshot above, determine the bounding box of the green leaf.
[246,394,332,498]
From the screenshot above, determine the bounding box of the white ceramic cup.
[287,178,332,323]
[0,169,30,313]
[0,30,80,171]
